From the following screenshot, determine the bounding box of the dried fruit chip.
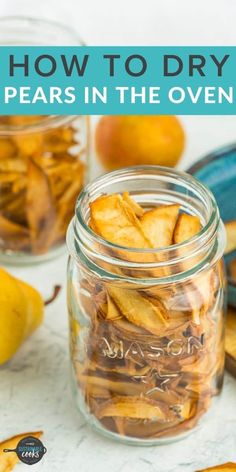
[0,431,43,471]
[224,220,236,255]
[26,159,56,254]
[96,396,168,421]
[90,194,151,249]
[228,258,236,282]
[141,204,180,247]
[225,306,236,377]
[173,213,201,244]
[108,286,168,335]
[196,463,236,472]
[122,192,144,217]
[0,215,29,250]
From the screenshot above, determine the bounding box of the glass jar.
[67,166,226,445]
[0,17,88,263]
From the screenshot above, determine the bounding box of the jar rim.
[0,16,84,135]
[0,16,84,46]
[0,115,79,135]
[67,166,224,282]
[76,165,218,251]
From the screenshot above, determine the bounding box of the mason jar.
[67,166,226,445]
[0,17,88,263]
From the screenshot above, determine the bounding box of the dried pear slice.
[122,192,144,217]
[225,306,236,377]
[141,204,180,248]
[108,286,168,335]
[0,431,43,471]
[0,138,16,159]
[173,212,213,322]
[106,296,123,320]
[0,158,27,173]
[224,220,236,255]
[173,212,201,272]
[90,194,151,249]
[78,371,146,397]
[197,463,236,472]
[153,399,206,438]
[228,258,236,282]
[181,352,212,376]
[26,159,56,254]
[96,396,167,421]
[185,271,215,324]
[174,213,201,244]
[0,214,29,250]
[13,132,43,156]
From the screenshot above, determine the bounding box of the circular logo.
[14,436,46,465]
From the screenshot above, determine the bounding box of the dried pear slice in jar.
[77,367,147,398]
[0,214,29,250]
[228,258,236,282]
[26,159,56,254]
[90,194,151,250]
[225,306,236,377]
[141,204,180,248]
[0,138,17,159]
[122,191,144,217]
[106,295,123,321]
[174,213,201,245]
[224,220,236,255]
[173,212,214,323]
[96,396,169,421]
[139,204,180,277]
[107,286,168,335]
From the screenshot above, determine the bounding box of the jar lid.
[187,143,236,307]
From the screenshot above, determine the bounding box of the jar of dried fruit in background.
[67,166,226,445]
[0,18,88,262]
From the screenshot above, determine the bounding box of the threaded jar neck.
[67,166,225,283]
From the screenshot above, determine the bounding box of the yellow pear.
[0,268,44,364]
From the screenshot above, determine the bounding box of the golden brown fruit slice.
[90,194,151,249]
[173,213,201,244]
[106,295,123,320]
[141,204,180,247]
[108,286,168,335]
[96,396,167,421]
[173,213,210,323]
[0,431,43,471]
[122,192,144,217]
[26,159,56,254]
[225,306,236,377]
[0,138,16,159]
[197,463,236,472]
[228,258,236,281]
[0,215,29,251]
[224,220,236,255]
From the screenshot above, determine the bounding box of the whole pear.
[0,268,44,364]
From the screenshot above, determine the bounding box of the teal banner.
[0,46,235,114]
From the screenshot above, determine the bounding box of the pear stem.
[44,285,61,305]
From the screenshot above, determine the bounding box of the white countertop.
[1,252,236,472]
[1,0,236,470]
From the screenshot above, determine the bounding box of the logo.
[4,436,47,465]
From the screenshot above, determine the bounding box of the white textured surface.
[1,256,236,472]
[0,1,236,471]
